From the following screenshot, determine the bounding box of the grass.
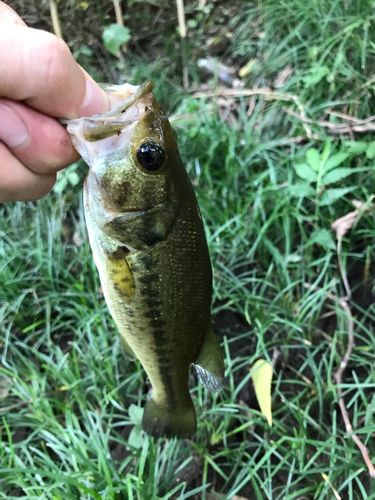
[2,0,375,498]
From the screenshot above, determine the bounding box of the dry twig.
[332,201,375,477]
[191,87,312,137]
[176,0,188,89]
[112,0,127,54]
[113,0,124,26]
[326,110,375,125]
[304,203,375,477]
[49,0,63,40]
[304,284,375,477]
[284,107,375,134]
[333,298,375,477]
[191,85,375,139]
[190,85,375,141]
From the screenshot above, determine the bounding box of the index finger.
[0,23,109,118]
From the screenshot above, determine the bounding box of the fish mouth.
[101,81,155,118]
[61,81,155,164]
[61,81,154,138]
[73,81,155,142]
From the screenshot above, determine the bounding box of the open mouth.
[67,81,155,143]
[61,81,154,142]
[60,81,155,167]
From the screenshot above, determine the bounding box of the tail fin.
[142,397,196,439]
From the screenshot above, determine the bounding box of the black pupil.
[137,142,165,171]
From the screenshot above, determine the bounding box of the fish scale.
[63,81,225,438]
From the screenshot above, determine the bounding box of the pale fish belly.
[84,200,195,412]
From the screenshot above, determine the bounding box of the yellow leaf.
[239,59,257,78]
[250,359,273,426]
[58,386,68,391]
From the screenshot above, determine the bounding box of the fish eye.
[137,141,166,171]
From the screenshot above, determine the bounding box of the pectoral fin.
[194,326,225,392]
[106,247,135,301]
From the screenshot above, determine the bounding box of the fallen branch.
[326,110,375,125]
[284,107,375,134]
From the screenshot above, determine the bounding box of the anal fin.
[194,325,225,392]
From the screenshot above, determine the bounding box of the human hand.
[0,2,110,202]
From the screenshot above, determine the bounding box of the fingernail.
[79,78,110,118]
[0,104,29,148]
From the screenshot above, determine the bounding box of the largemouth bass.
[63,81,224,438]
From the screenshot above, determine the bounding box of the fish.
[62,81,225,439]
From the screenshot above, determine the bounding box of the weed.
[2,0,375,498]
